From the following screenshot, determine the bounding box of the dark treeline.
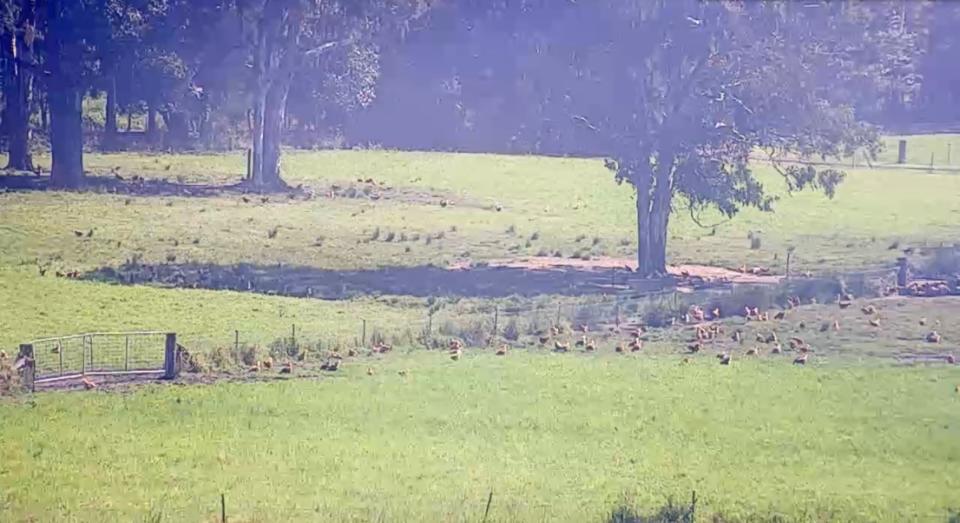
[1,0,957,275]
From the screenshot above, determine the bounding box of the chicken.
[789,337,805,350]
[687,342,703,354]
[495,345,508,356]
[553,341,569,353]
[926,331,942,344]
[538,335,550,345]
[321,359,341,371]
[367,368,375,376]
[764,332,778,344]
[771,344,783,354]
[711,308,721,320]
[82,377,98,390]
[584,340,597,352]
[861,305,877,316]
[731,330,743,344]
[261,357,273,370]
[774,311,786,320]
[615,344,625,354]
[629,338,643,352]
[745,348,758,356]
[719,353,732,365]
[279,362,294,374]
[575,336,586,347]
[793,354,808,365]
[397,369,408,377]
[919,318,927,326]
[755,333,767,343]
[868,318,881,328]
[450,350,462,361]
[947,354,956,365]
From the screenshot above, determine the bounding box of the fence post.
[88,335,94,371]
[124,335,130,371]
[555,304,561,326]
[58,339,63,377]
[246,148,252,180]
[361,319,367,347]
[896,257,909,293]
[492,306,499,342]
[291,324,297,347]
[897,139,907,164]
[18,344,35,393]
[234,330,239,353]
[163,333,178,380]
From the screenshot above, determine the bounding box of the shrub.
[238,344,265,366]
[208,346,235,369]
[606,494,696,523]
[502,318,521,341]
[0,358,22,395]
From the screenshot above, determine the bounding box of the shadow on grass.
[0,172,292,197]
[83,261,676,299]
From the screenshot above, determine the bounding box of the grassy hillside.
[3,149,960,277]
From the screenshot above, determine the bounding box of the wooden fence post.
[896,257,909,293]
[18,344,35,393]
[163,333,177,380]
[897,139,907,164]
[361,319,367,347]
[492,306,499,342]
[234,330,239,353]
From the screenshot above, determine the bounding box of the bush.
[208,346,235,369]
[918,246,960,277]
[606,494,696,523]
[238,344,265,366]
[502,318,521,341]
[0,358,22,395]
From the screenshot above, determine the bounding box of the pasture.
[2,142,960,521]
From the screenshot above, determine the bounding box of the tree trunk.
[250,91,266,185]
[126,112,132,132]
[48,85,84,188]
[146,100,159,144]
[634,159,673,278]
[2,23,35,171]
[103,74,118,149]
[258,80,292,189]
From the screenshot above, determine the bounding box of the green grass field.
[2,353,958,522]
[3,141,960,522]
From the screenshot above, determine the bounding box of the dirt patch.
[452,256,783,285]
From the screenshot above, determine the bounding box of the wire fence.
[191,265,903,358]
[24,332,170,383]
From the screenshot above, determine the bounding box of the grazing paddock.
[1,353,958,522]
[3,145,960,522]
